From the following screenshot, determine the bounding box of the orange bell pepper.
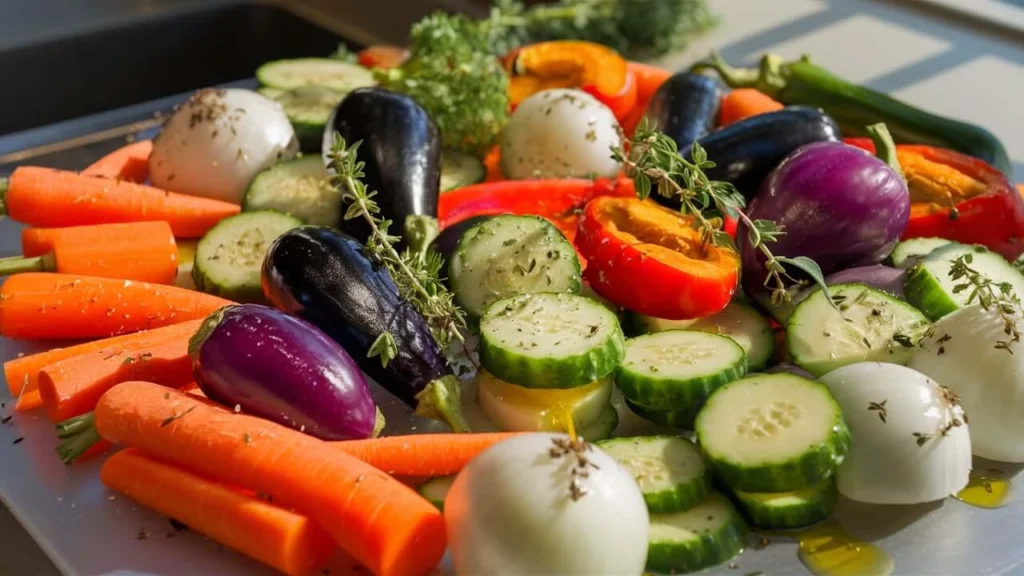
[356,45,409,69]
[621,62,673,137]
[504,41,638,122]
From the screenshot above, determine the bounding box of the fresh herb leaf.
[949,253,1020,354]
[367,332,399,368]
[328,42,358,63]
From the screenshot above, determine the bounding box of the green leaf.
[367,332,399,368]
[635,173,652,200]
[776,255,838,311]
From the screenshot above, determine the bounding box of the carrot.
[38,334,195,422]
[0,166,239,238]
[0,273,228,339]
[64,382,446,576]
[3,222,178,284]
[81,140,153,182]
[719,88,783,126]
[628,61,672,104]
[3,319,202,403]
[334,432,523,476]
[102,448,336,576]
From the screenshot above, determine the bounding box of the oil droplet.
[955,470,1013,509]
[548,401,576,441]
[797,520,894,576]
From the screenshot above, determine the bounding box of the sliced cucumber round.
[257,86,285,99]
[598,436,711,513]
[476,369,612,432]
[268,86,345,152]
[615,331,746,413]
[450,215,581,318]
[889,237,952,269]
[787,283,930,377]
[627,302,775,371]
[256,58,375,93]
[417,475,454,511]
[242,156,342,228]
[695,373,851,493]
[732,477,836,530]
[193,211,302,303]
[441,150,487,192]
[646,492,746,574]
[904,243,1024,320]
[624,398,699,430]
[579,402,619,441]
[479,293,625,389]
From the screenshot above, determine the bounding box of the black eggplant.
[428,215,495,265]
[644,72,722,151]
[323,88,442,244]
[262,226,467,432]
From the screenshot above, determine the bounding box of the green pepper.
[691,53,1013,178]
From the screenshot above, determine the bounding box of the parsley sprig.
[613,124,831,306]
[328,134,468,366]
[949,253,1021,354]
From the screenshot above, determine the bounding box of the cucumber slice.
[695,373,851,493]
[479,293,625,389]
[627,302,774,371]
[624,398,699,430]
[441,150,487,192]
[597,436,711,513]
[787,283,929,377]
[614,331,746,413]
[578,402,619,441]
[579,281,623,320]
[904,243,1024,320]
[890,237,952,269]
[732,478,836,530]
[417,476,454,511]
[451,216,581,318]
[242,156,342,228]
[476,369,612,432]
[256,58,375,93]
[267,86,344,152]
[193,211,302,303]
[257,86,285,99]
[646,492,746,574]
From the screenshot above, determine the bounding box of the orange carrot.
[5,222,179,284]
[334,432,523,476]
[102,448,336,576]
[628,61,672,104]
[38,334,195,422]
[3,319,202,403]
[67,382,446,576]
[82,140,153,182]
[0,273,228,339]
[719,88,783,126]
[0,167,239,238]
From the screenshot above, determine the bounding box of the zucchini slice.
[889,237,952,269]
[441,150,487,192]
[242,156,342,228]
[267,86,345,152]
[417,476,455,511]
[598,436,711,513]
[256,58,375,93]
[646,492,746,574]
[732,478,836,530]
[904,243,1024,320]
[695,373,851,493]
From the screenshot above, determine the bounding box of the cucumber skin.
[903,262,962,320]
[624,397,701,430]
[646,496,746,574]
[579,403,619,441]
[598,436,712,514]
[731,480,836,530]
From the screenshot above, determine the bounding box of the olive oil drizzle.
[795,520,894,576]
[955,470,1013,509]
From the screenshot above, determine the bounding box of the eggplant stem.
[415,375,470,433]
[372,406,387,438]
[866,123,905,181]
[55,412,101,465]
[0,253,53,276]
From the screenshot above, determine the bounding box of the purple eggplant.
[740,124,910,300]
[262,226,467,432]
[189,304,380,440]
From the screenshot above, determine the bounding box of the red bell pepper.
[845,138,1024,261]
[620,62,673,137]
[356,45,409,69]
[575,196,740,320]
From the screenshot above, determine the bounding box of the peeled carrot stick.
[719,88,783,126]
[0,273,228,339]
[0,167,239,238]
[5,222,179,284]
[3,319,202,402]
[102,448,336,576]
[65,382,446,576]
[39,335,195,422]
[334,432,524,476]
[82,140,153,182]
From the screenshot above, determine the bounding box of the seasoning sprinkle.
[12,436,24,445]
[160,406,196,427]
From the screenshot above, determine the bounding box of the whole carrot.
[61,382,447,576]
[1,222,178,284]
[333,432,524,476]
[719,88,784,126]
[82,140,153,182]
[102,448,336,576]
[0,167,239,238]
[0,273,227,339]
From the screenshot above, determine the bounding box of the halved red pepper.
[575,197,740,320]
[504,41,638,122]
[356,45,409,69]
[844,137,1024,260]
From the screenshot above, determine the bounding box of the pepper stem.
[55,412,101,465]
[0,177,8,216]
[415,374,470,433]
[0,253,54,276]
[866,123,905,181]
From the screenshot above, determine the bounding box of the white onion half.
[445,433,648,575]
[150,88,298,204]
[909,304,1024,462]
[820,362,971,504]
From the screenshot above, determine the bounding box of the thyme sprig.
[949,253,1021,354]
[613,124,831,306]
[328,134,468,365]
